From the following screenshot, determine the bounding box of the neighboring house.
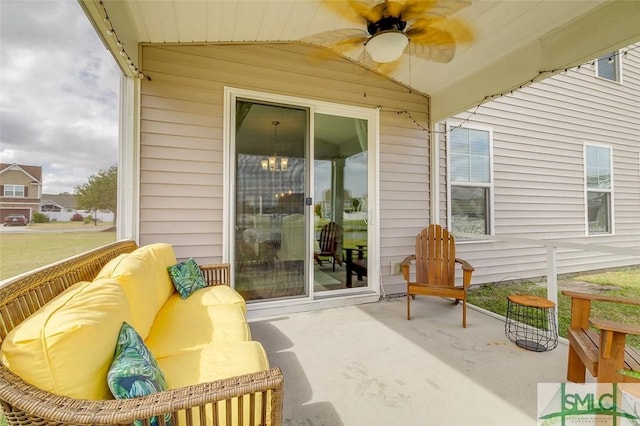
[441,46,640,285]
[79,0,640,315]
[0,163,42,222]
[40,193,115,223]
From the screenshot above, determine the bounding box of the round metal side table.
[505,294,558,352]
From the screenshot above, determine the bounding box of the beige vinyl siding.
[139,43,430,291]
[447,45,640,284]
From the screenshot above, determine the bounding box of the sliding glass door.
[231,93,374,303]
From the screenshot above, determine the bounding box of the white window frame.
[4,184,25,197]
[446,123,495,238]
[584,143,614,236]
[595,51,623,84]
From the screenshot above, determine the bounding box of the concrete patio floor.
[249,296,569,426]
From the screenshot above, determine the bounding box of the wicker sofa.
[0,240,283,425]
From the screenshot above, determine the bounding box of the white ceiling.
[82,0,640,121]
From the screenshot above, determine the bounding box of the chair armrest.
[0,366,284,425]
[590,318,640,336]
[589,318,640,362]
[401,255,415,282]
[562,290,640,307]
[454,258,474,272]
[454,258,474,287]
[200,263,230,286]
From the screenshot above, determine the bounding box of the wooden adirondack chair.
[314,221,342,271]
[401,224,475,328]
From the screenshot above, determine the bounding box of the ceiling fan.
[305,0,475,65]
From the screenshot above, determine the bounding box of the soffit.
[83,0,640,121]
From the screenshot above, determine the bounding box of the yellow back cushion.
[95,253,129,279]
[0,278,131,400]
[108,243,177,338]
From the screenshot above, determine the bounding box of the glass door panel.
[313,113,368,292]
[234,100,308,301]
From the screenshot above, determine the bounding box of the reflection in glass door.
[313,113,368,292]
[234,100,308,301]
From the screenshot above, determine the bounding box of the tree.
[75,165,117,225]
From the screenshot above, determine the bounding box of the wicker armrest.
[0,365,283,425]
[199,263,231,287]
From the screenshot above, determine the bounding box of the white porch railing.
[457,233,640,320]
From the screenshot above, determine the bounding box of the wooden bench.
[345,246,367,288]
[563,290,640,383]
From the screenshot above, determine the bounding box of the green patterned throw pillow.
[108,322,171,426]
[167,258,206,299]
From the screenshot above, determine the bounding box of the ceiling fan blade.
[408,26,456,46]
[407,17,474,44]
[320,0,368,25]
[423,0,472,18]
[431,17,475,43]
[400,0,437,20]
[302,28,370,47]
[348,0,385,23]
[411,42,456,63]
[384,1,410,18]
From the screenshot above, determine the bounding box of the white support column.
[546,245,559,320]
[430,121,439,225]
[117,74,140,242]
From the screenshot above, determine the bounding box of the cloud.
[0,0,121,194]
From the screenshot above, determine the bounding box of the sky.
[1,0,121,195]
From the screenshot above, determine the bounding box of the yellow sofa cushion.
[145,303,251,359]
[108,243,177,338]
[160,286,247,315]
[95,253,129,279]
[158,341,271,425]
[0,278,131,400]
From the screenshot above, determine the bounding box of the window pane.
[451,186,489,235]
[469,156,490,183]
[469,129,489,156]
[451,127,490,184]
[587,192,610,234]
[597,53,619,82]
[586,145,611,189]
[451,156,470,182]
[450,128,469,154]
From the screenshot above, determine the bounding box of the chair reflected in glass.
[344,245,367,288]
[314,221,342,271]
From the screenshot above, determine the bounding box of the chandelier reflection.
[261,121,288,172]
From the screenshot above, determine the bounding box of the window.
[585,144,613,235]
[449,126,492,235]
[596,52,620,82]
[4,184,25,197]
[41,203,61,212]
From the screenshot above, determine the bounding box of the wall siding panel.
[445,45,640,285]
[140,43,430,293]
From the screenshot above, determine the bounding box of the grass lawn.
[0,223,116,281]
[467,268,640,349]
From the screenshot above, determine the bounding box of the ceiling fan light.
[365,30,409,63]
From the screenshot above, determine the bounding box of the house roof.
[80,0,640,121]
[0,163,42,183]
[40,194,76,209]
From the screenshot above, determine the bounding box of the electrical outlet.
[390,261,402,275]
